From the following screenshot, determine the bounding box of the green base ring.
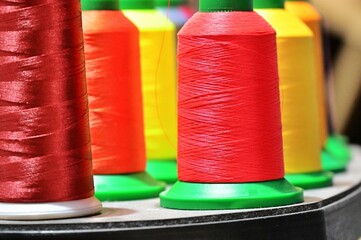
[285,171,333,190]
[322,150,347,173]
[146,159,178,184]
[326,135,351,162]
[199,0,253,12]
[155,0,186,7]
[81,0,119,10]
[120,0,155,10]
[160,178,303,210]
[94,172,166,201]
[254,0,285,9]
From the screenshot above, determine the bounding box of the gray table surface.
[0,145,360,226]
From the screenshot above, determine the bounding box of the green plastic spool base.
[94,172,166,201]
[285,171,333,190]
[120,0,155,9]
[326,135,351,162]
[81,0,119,10]
[146,159,178,184]
[254,0,285,9]
[155,0,186,7]
[199,0,253,12]
[322,150,347,173]
[160,178,303,210]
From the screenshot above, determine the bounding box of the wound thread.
[82,11,146,175]
[285,1,328,148]
[0,0,94,203]
[257,8,322,174]
[177,11,285,183]
[122,9,177,161]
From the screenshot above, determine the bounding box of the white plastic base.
[0,197,102,220]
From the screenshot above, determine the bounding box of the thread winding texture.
[83,11,146,174]
[257,9,322,174]
[285,1,328,147]
[123,10,177,160]
[0,0,94,202]
[178,12,285,183]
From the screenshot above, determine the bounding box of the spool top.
[155,0,186,7]
[120,0,155,9]
[81,0,119,10]
[199,0,253,12]
[254,0,285,9]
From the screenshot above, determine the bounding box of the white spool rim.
[0,196,102,220]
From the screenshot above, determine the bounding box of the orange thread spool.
[81,0,165,201]
[83,11,145,175]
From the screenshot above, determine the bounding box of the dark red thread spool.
[0,0,101,220]
[160,0,303,210]
[81,0,165,201]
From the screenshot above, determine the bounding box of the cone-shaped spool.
[161,0,303,210]
[82,0,166,200]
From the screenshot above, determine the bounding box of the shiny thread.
[0,0,94,203]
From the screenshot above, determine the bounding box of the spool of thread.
[81,0,165,201]
[322,28,352,163]
[285,0,349,172]
[325,134,351,166]
[160,0,303,210]
[254,0,333,189]
[121,0,178,183]
[155,0,194,33]
[0,0,101,220]
[285,0,327,148]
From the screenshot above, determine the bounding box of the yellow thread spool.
[256,9,319,173]
[285,1,328,148]
[256,6,332,189]
[122,6,177,183]
[285,1,348,172]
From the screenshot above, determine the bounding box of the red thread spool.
[81,0,165,201]
[161,0,303,210]
[0,0,101,220]
[178,12,284,183]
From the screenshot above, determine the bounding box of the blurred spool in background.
[310,0,361,142]
[255,0,333,189]
[81,0,165,201]
[155,0,195,33]
[321,27,352,164]
[0,0,101,220]
[121,0,178,183]
[160,0,303,210]
[322,28,352,167]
